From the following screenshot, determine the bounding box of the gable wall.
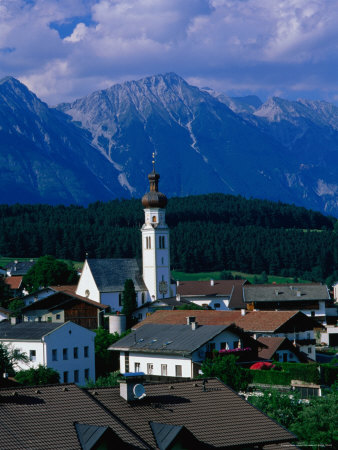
[76,261,100,302]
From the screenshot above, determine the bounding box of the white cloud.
[1,0,338,104]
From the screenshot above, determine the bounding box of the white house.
[0,321,95,385]
[75,164,176,311]
[109,319,260,378]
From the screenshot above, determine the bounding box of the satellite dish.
[133,383,146,400]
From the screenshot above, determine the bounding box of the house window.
[141,292,145,304]
[138,313,143,320]
[125,352,129,373]
[175,365,182,377]
[307,332,311,339]
[74,370,79,383]
[52,349,57,361]
[214,303,221,309]
[84,346,89,358]
[73,347,78,359]
[308,347,312,354]
[207,342,216,352]
[161,364,167,376]
[220,342,229,350]
[233,341,239,349]
[63,371,68,383]
[134,362,140,372]
[47,316,52,322]
[56,314,61,320]
[84,369,89,380]
[147,363,153,375]
[29,350,36,362]
[63,348,68,360]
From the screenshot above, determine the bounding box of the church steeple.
[141,156,174,301]
[141,153,167,209]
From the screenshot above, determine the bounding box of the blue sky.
[1,0,338,105]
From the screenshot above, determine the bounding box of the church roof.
[87,258,146,292]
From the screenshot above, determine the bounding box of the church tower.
[141,158,173,300]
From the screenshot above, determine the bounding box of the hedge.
[276,363,320,384]
[320,364,338,386]
[246,369,291,385]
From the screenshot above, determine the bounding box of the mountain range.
[1,73,338,216]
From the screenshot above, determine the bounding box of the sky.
[1,0,338,105]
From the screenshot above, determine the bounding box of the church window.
[119,293,122,306]
[159,236,165,249]
[152,215,157,223]
[161,257,164,264]
[146,236,151,249]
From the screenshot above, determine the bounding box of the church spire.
[141,154,167,208]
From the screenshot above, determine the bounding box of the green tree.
[290,388,338,447]
[122,279,137,326]
[247,389,302,429]
[0,343,28,381]
[8,298,25,317]
[0,275,11,307]
[23,255,78,293]
[15,365,60,385]
[94,327,130,377]
[200,354,252,392]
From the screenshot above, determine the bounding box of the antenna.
[133,383,146,400]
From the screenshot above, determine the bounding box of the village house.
[0,377,296,449]
[176,279,248,310]
[21,287,109,329]
[243,283,337,325]
[257,336,310,363]
[110,318,263,378]
[0,321,95,385]
[133,309,324,360]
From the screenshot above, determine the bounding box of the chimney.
[176,294,181,302]
[10,317,20,325]
[191,321,198,330]
[176,280,180,286]
[118,373,146,402]
[186,316,196,326]
[296,290,301,297]
[210,279,214,286]
[241,309,246,316]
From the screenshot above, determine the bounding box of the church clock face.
[159,281,168,295]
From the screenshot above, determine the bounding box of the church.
[76,162,176,312]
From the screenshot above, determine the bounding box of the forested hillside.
[0,194,337,283]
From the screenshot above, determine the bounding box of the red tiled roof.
[133,309,309,333]
[4,276,22,290]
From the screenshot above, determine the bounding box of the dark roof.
[5,260,36,276]
[0,321,62,340]
[87,378,296,448]
[110,323,229,355]
[244,284,330,303]
[0,384,146,449]
[257,337,309,363]
[22,291,109,312]
[87,258,146,292]
[75,423,108,450]
[133,309,323,333]
[150,422,183,450]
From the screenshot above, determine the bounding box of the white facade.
[187,296,231,310]
[0,322,95,385]
[119,329,242,378]
[76,260,101,302]
[141,207,173,301]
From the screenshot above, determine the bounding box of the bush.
[85,371,121,388]
[321,364,338,386]
[16,365,60,385]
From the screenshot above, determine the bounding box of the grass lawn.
[171,270,311,284]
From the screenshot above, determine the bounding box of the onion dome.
[142,169,168,208]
